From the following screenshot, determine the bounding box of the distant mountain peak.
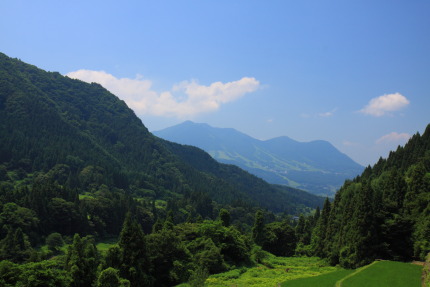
[155,121,364,196]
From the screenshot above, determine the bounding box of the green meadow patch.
[204,256,340,287]
[199,258,422,287]
[95,237,118,253]
[339,260,422,287]
[281,269,354,287]
[78,192,95,200]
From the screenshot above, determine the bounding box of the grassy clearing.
[205,256,340,287]
[340,260,422,287]
[37,237,117,258]
[78,193,95,200]
[281,269,354,287]
[96,237,118,253]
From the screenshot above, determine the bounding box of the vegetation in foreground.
[281,268,354,287]
[340,260,422,287]
[213,260,421,287]
[0,52,429,286]
[203,256,338,287]
[423,253,430,287]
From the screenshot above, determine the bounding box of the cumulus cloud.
[360,93,409,117]
[66,70,260,117]
[376,132,411,145]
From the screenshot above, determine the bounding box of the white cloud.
[318,108,337,117]
[66,70,260,117]
[360,93,409,117]
[376,132,411,144]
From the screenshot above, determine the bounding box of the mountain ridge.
[0,52,324,215]
[154,121,364,196]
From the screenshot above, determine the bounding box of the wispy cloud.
[300,108,337,118]
[66,70,260,117]
[376,132,411,144]
[360,93,409,117]
[318,108,337,118]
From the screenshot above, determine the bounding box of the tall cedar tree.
[118,213,151,287]
[252,210,265,246]
[312,197,331,258]
[65,234,99,287]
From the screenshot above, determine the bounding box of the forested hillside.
[0,51,323,213]
[0,53,325,286]
[0,52,428,286]
[299,125,430,267]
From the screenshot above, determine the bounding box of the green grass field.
[339,260,422,287]
[95,237,118,253]
[199,258,423,287]
[204,256,340,287]
[281,269,354,287]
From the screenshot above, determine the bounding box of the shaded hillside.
[0,52,330,287]
[0,52,323,215]
[154,121,363,196]
[306,123,430,267]
[161,141,325,213]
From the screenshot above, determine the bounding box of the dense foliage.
[423,253,430,287]
[0,53,322,285]
[0,51,324,241]
[0,52,428,286]
[0,52,323,214]
[297,125,430,267]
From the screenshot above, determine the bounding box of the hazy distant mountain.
[155,121,364,196]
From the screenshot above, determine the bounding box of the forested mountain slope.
[307,124,430,267]
[0,52,323,219]
[0,52,328,286]
[155,121,363,196]
[0,52,427,286]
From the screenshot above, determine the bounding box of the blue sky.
[1,0,429,166]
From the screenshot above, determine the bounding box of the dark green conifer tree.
[219,208,230,227]
[312,198,331,258]
[0,227,32,262]
[65,234,99,287]
[252,210,265,246]
[118,213,151,287]
[295,214,306,243]
[163,210,174,230]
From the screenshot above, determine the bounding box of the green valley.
[0,52,429,286]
